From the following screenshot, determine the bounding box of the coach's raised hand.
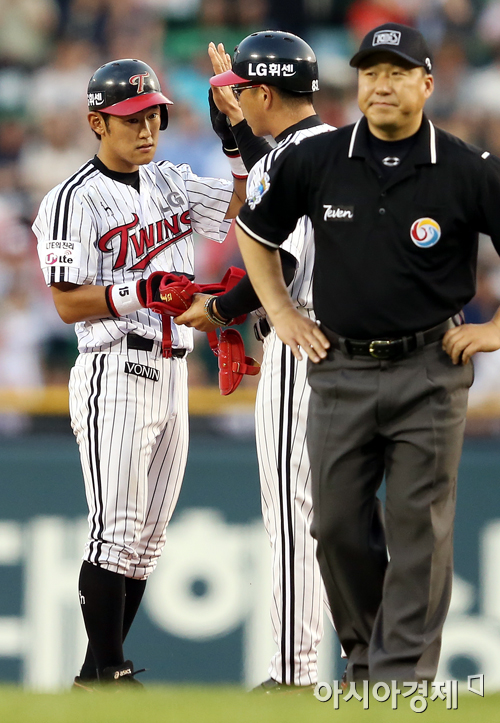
[208,42,244,126]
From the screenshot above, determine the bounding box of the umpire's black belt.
[127,333,187,358]
[321,319,455,361]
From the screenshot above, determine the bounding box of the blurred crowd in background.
[2,0,500,406]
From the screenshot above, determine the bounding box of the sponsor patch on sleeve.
[39,240,81,269]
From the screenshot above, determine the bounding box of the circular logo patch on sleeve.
[410,217,441,248]
[247,172,270,210]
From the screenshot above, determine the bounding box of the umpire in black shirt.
[234,23,500,683]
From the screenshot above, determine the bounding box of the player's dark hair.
[92,112,111,140]
[271,87,314,108]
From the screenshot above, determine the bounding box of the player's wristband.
[204,296,232,327]
[222,144,240,157]
[227,154,248,180]
[106,281,145,318]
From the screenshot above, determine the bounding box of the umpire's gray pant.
[307,337,473,683]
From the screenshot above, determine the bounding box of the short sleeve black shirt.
[237,115,500,338]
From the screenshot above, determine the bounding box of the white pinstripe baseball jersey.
[246,123,334,315]
[248,119,336,687]
[33,158,232,352]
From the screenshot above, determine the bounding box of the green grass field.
[0,686,499,723]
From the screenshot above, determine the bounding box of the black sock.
[79,644,98,681]
[78,561,126,675]
[123,577,147,639]
[79,574,147,679]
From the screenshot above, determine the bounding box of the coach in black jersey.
[176,34,335,693]
[234,23,500,684]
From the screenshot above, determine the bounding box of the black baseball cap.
[349,23,433,73]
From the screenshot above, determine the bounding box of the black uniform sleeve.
[216,249,297,320]
[236,144,308,248]
[230,119,273,172]
[477,152,500,254]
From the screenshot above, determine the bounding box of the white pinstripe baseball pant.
[255,325,329,686]
[69,337,189,580]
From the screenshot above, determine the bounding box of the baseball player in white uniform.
[176,33,335,692]
[32,58,245,688]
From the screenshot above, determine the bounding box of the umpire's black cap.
[350,23,433,73]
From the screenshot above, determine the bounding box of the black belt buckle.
[368,339,400,360]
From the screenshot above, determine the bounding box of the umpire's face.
[357,52,433,141]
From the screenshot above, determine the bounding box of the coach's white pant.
[69,340,188,580]
[255,325,328,686]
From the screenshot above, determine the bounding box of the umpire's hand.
[443,319,500,364]
[271,306,330,363]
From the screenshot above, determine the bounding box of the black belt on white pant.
[127,333,187,358]
[254,317,272,341]
[254,308,315,342]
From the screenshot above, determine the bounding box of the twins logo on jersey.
[410,217,441,248]
[98,212,192,270]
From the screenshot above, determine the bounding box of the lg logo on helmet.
[129,73,150,94]
[247,63,296,77]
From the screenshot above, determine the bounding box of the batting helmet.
[210,31,319,94]
[87,59,173,130]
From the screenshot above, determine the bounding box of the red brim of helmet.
[210,70,249,87]
[103,92,173,116]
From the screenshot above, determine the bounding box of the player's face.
[357,54,433,140]
[96,106,161,172]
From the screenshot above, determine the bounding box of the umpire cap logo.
[373,30,401,47]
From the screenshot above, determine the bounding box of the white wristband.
[109,281,143,317]
[227,154,248,179]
